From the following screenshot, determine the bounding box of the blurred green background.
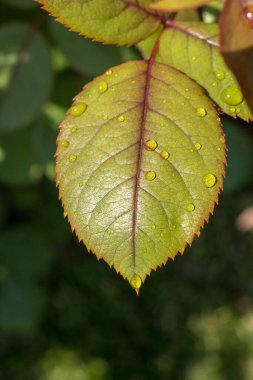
[1,1,253,379]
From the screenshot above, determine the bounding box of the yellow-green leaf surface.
[159,22,253,121]
[151,0,214,11]
[56,60,226,291]
[37,0,160,46]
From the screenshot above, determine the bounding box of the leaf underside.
[158,22,253,122]
[56,60,226,288]
[151,0,213,11]
[36,0,160,46]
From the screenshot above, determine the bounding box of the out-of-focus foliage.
[0,1,253,379]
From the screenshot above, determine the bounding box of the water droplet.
[221,86,243,106]
[143,248,147,254]
[243,5,253,27]
[212,82,217,87]
[130,274,142,291]
[187,203,195,212]
[195,143,202,151]
[196,107,207,117]
[59,140,69,148]
[107,230,111,235]
[106,69,112,76]
[160,151,170,160]
[69,103,87,116]
[69,154,77,163]
[63,211,68,218]
[145,140,157,151]
[103,115,108,121]
[98,81,108,94]
[220,135,225,144]
[79,182,84,188]
[131,80,136,84]
[152,224,156,230]
[203,173,217,188]
[162,99,166,104]
[71,127,77,133]
[236,107,241,113]
[172,224,176,230]
[215,70,225,80]
[217,117,221,122]
[145,171,156,181]
[230,106,236,113]
[192,56,197,61]
[71,170,76,175]
[118,115,125,122]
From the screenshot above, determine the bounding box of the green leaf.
[220,0,253,113]
[56,60,226,290]
[50,20,123,77]
[151,0,214,11]
[37,0,160,46]
[158,22,253,121]
[0,23,53,131]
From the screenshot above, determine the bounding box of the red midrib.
[132,59,153,271]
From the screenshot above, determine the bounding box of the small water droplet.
[236,107,241,113]
[212,82,217,87]
[152,224,156,230]
[59,140,69,148]
[71,127,77,133]
[221,86,243,106]
[130,274,142,291]
[98,81,108,94]
[143,248,147,254]
[118,115,125,122]
[196,107,207,117]
[71,170,76,175]
[103,115,108,121]
[187,203,195,212]
[162,99,166,104]
[230,106,236,113]
[243,5,253,27]
[160,151,170,160]
[63,211,68,218]
[131,80,136,84]
[145,171,156,181]
[172,224,176,230]
[215,70,225,80]
[217,117,221,122]
[192,56,197,61]
[106,69,113,76]
[145,140,157,151]
[195,143,202,150]
[69,103,87,116]
[69,154,77,163]
[79,182,84,188]
[107,230,111,235]
[220,135,226,143]
[203,173,217,188]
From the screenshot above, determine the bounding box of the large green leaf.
[56,60,226,290]
[0,23,53,131]
[151,0,213,11]
[158,22,253,121]
[37,0,160,46]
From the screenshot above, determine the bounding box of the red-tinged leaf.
[220,0,253,113]
[56,60,226,291]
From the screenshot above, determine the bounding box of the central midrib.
[132,59,153,272]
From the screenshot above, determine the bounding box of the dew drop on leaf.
[194,143,202,151]
[220,135,226,144]
[71,127,77,133]
[63,211,68,218]
[106,69,113,76]
[160,151,170,159]
[196,107,207,117]
[118,115,125,122]
[145,140,158,151]
[145,171,156,181]
[203,173,217,188]
[215,70,225,80]
[220,87,243,106]
[59,140,70,148]
[69,154,77,163]
[187,203,195,212]
[130,274,142,291]
[230,106,236,113]
[98,81,108,94]
[79,182,84,188]
[192,56,197,61]
[212,82,217,87]
[69,103,87,116]
[151,224,156,230]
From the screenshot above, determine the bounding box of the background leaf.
[56,60,226,289]
[158,22,253,121]
[220,0,253,113]
[37,0,160,46]
[0,22,53,131]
